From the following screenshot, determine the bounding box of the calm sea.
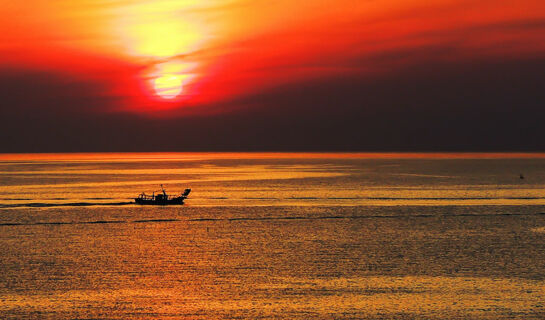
[1,153,544,319]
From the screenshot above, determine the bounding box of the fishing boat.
[135,184,191,205]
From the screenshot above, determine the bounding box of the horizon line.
[2,152,545,162]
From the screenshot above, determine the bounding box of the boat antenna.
[161,184,166,196]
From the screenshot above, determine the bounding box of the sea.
[0,152,544,319]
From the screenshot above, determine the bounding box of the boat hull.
[134,197,186,205]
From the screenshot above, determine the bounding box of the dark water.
[1,153,545,319]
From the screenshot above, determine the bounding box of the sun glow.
[110,0,209,101]
[119,19,203,58]
[113,1,207,58]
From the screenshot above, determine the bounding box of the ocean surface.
[1,152,545,319]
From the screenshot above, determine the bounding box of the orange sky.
[1,0,545,114]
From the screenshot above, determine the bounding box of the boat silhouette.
[135,184,191,205]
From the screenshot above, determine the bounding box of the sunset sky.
[1,0,544,152]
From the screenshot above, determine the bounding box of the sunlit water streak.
[0,153,544,319]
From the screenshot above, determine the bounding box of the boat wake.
[0,201,133,208]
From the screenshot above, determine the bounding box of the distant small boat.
[135,184,191,205]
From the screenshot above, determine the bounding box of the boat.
[135,184,191,205]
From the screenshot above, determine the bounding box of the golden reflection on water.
[2,276,543,318]
[2,154,545,207]
[1,213,545,319]
[0,165,344,191]
[1,154,545,318]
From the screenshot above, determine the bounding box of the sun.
[149,62,195,101]
[153,74,183,99]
